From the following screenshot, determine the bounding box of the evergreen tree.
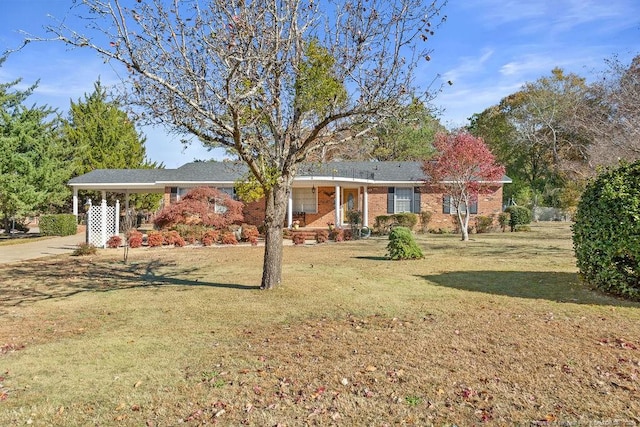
[0,59,70,232]
[64,80,161,210]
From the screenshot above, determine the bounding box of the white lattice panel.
[87,203,119,247]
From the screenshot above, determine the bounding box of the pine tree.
[0,59,70,232]
[64,80,161,210]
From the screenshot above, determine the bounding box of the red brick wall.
[168,184,505,231]
[422,185,504,231]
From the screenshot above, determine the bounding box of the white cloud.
[442,48,494,83]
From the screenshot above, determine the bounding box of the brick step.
[284,228,327,240]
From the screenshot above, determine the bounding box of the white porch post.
[334,185,341,227]
[287,191,293,228]
[363,186,369,227]
[101,191,107,248]
[72,188,78,217]
[115,200,120,237]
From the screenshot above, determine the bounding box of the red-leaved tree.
[154,187,244,230]
[422,132,505,241]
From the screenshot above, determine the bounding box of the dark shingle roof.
[68,168,167,184]
[68,161,511,188]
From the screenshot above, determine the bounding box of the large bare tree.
[579,55,640,169]
[24,0,447,289]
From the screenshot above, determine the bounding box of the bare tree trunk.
[458,211,469,241]
[260,182,290,290]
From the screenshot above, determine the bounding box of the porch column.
[101,191,107,248]
[334,185,341,227]
[72,188,78,217]
[115,200,120,237]
[287,192,293,228]
[363,186,369,227]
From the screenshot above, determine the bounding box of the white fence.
[86,200,120,248]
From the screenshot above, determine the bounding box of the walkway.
[0,233,85,265]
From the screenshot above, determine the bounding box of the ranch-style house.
[69,161,511,230]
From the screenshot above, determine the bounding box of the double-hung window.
[292,188,317,213]
[387,187,421,214]
[442,195,478,214]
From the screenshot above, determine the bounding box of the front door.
[342,188,358,223]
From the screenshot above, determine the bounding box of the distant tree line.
[468,55,640,213]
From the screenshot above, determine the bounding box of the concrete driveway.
[0,233,86,265]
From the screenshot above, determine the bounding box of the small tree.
[422,132,505,241]
[153,187,243,230]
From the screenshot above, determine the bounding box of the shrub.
[153,187,244,229]
[164,230,185,246]
[573,161,640,300]
[392,213,418,230]
[343,228,353,241]
[292,233,306,245]
[346,209,362,226]
[419,211,432,233]
[374,215,393,234]
[240,224,259,245]
[127,229,143,248]
[475,215,495,234]
[220,231,238,245]
[39,214,77,236]
[72,243,97,256]
[316,229,329,243]
[147,230,164,247]
[174,224,206,244]
[330,228,344,242]
[106,235,122,248]
[202,229,220,246]
[498,212,509,232]
[505,206,532,232]
[387,226,423,260]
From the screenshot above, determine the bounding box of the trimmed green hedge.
[572,161,640,300]
[39,214,77,236]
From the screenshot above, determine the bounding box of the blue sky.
[1,0,638,168]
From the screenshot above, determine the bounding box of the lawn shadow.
[354,256,389,261]
[419,270,640,307]
[0,258,259,309]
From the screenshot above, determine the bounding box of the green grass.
[1,222,639,425]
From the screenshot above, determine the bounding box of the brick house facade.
[69,161,510,231]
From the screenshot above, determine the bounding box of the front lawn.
[1,222,638,425]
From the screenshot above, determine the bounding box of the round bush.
[387,226,423,260]
[505,205,532,232]
[573,161,640,300]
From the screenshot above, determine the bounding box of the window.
[395,188,413,213]
[292,188,317,213]
[215,187,235,214]
[387,187,421,214]
[443,195,478,215]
